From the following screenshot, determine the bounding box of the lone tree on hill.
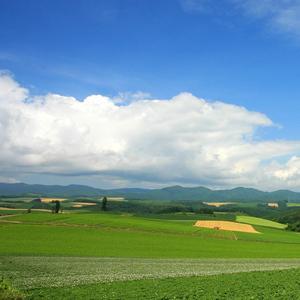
[101,197,108,211]
[52,200,61,213]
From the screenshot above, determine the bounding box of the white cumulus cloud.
[0,73,300,190]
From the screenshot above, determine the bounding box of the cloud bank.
[0,73,300,189]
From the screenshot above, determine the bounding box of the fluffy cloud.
[0,73,300,189]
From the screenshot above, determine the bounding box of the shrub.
[287,221,300,232]
[0,278,24,300]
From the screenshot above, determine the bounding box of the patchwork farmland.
[1,194,300,299]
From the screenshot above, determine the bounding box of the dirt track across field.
[194,220,259,233]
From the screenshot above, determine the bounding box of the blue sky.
[1,0,300,138]
[0,0,300,189]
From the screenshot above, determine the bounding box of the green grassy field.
[1,211,300,299]
[1,212,300,258]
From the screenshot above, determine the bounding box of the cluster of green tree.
[277,208,300,232]
[68,197,295,219]
[83,198,214,215]
[211,205,278,219]
[287,222,300,232]
[27,199,62,213]
[211,202,294,220]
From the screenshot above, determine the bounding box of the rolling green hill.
[1,212,300,258]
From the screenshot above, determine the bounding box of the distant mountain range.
[1,182,300,202]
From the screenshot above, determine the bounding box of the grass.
[0,197,34,203]
[2,211,299,243]
[24,268,300,299]
[1,211,300,299]
[1,214,300,258]
[1,212,226,235]
[234,225,300,244]
[0,210,27,215]
[137,212,236,221]
[236,215,287,229]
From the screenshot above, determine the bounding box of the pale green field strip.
[236,215,287,229]
[2,256,300,289]
[287,203,300,207]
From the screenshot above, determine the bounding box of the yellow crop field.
[194,220,259,233]
[40,198,66,203]
[203,202,234,207]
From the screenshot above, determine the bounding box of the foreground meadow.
[2,256,300,289]
[26,268,300,300]
[1,211,300,299]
